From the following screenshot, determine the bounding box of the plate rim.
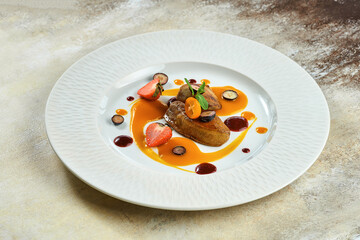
[45,30,330,210]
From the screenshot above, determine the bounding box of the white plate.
[45,30,330,210]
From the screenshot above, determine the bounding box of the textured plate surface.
[45,30,330,210]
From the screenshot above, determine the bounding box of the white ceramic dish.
[45,30,330,210]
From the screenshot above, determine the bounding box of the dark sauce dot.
[127,96,135,101]
[224,116,248,132]
[167,97,177,107]
[114,135,133,147]
[242,148,250,153]
[189,79,197,84]
[195,163,217,175]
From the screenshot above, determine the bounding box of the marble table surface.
[1,0,359,239]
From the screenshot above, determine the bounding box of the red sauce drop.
[242,148,250,153]
[114,135,133,147]
[195,163,217,175]
[189,79,197,84]
[224,116,248,132]
[167,97,177,107]
[127,96,135,101]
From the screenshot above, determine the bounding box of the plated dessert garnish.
[112,73,268,174]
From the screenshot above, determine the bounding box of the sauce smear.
[174,79,184,85]
[127,96,135,101]
[195,163,217,175]
[114,135,133,147]
[242,148,250,153]
[224,116,248,132]
[157,118,257,166]
[189,79,197,84]
[130,99,257,168]
[130,99,192,172]
[200,79,211,85]
[256,127,268,134]
[116,109,128,115]
[212,86,248,116]
[241,111,255,120]
[162,88,179,96]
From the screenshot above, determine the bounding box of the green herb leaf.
[194,81,208,110]
[197,81,206,95]
[184,78,194,96]
[195,94,209,110]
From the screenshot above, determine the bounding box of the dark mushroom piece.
[199,111,216,122]
[167,97,177,107]
[112,115,124,125]
[153,73,168,85]
[172,146,186,155]
[222,90,238,100]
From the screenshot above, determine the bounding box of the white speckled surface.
[1,0,359,239]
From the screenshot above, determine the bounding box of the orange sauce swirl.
[212,86,248,116]
[129,97,256,170]
[128,83,263,172]
[130,99,193,172]
[158,118,256,166]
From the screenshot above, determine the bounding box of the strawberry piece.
[145,122,172,147]
[137,78,164,101]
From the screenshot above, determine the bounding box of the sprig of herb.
[184,78,194,96]
[195,82,209,110]
[184,78,209,110]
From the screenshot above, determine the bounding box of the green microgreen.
[184,78,209,110]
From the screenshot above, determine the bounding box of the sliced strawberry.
[137,78,164,101]
[145,122,172,147]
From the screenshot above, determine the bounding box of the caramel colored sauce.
[241,111,255,120]
[212,86,248,116]
[130,99,257,169]
[163,86,248,116]
[201,79,211,85]
[174,79,184,85]
[130,99,193,172]
[157,118,256,166]
[256,127,268,134]
[116,109,128,115]
[162,88,179,96]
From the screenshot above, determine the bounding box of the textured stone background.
[0,0,359,239]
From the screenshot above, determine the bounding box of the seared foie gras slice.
[164,101,230,146]
[176,84,222,110]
